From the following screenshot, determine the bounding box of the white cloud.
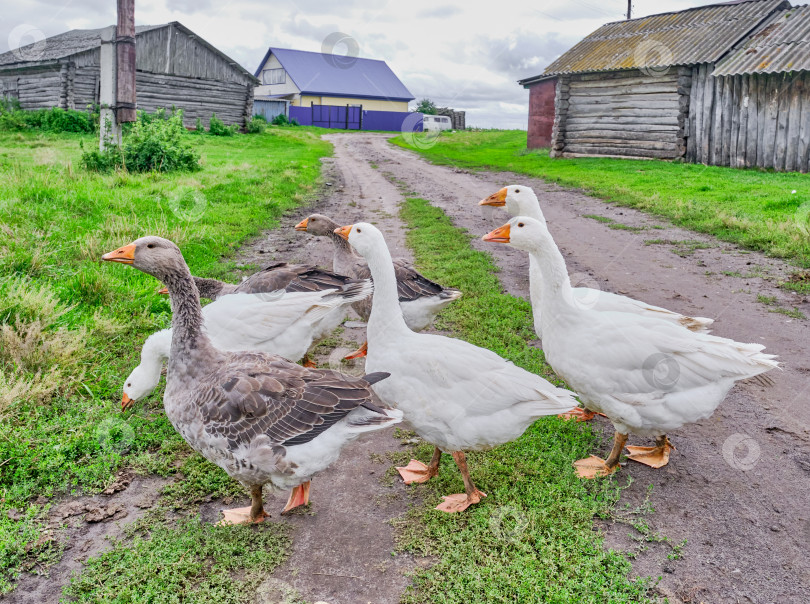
[1,0,710,128]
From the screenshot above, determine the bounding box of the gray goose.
[295,213,462,358]
[102,236,401,523]
[160,263,363,367]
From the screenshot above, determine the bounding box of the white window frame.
[262,68,286,85]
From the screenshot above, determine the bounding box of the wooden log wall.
[687,64,810,172]
[557,68,685,159]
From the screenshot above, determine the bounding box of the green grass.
[392,130,810,267]
[395,197,652,603]
[0,126,331,594]
[62,515,291,603]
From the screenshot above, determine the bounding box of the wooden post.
[627,0,632,19]
[99,26,121,149]
[345,103,349,129]
[116,0,137,123]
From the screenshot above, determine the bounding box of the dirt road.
[275,132,808,604]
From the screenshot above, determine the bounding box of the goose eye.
[518,222,524,227]
[126,382,131,387]
[356,227,362,233]
[515,188,520,193]
[147,244,154,249]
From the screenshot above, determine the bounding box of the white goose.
[483,217,778,478]
[479,185,714,336]
[103,237,401,522]
[120,283,372,410]
[333,222,578,512]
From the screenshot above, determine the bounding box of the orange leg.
[344,341,367,360]
[301,354,317,368]
[625,436,674,469]
[281,481,311,514]
[558,407,605,422]
[435,451,486,513]
[573,432,628,479]
[220,484,268,525]
[397,446,441,484]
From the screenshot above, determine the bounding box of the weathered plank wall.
[554,68,688,159]
[687,64,810,171]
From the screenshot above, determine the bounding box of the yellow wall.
[294,95,408,112]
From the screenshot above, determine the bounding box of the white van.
[421,114,452,132]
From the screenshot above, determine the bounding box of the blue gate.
[311,104,362,129]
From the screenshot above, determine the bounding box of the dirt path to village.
[13,133,809,604]
[272,132,807,604]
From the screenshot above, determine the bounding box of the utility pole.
[627,0,632,19]
[99,0,136,150]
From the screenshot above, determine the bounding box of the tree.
[414,98,437,114]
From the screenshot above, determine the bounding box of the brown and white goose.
[295,213,462,358]
[102,236,402,523]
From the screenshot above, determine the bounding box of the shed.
[518,0,795,166]
[0,22,258,127]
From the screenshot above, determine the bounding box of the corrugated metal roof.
[714,4,810,74]
[256,47,414,101]
[541,0,789,76]
[0,25,164,67]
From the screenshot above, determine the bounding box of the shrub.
[194,117,204,133]
[271,113,289,126]
[246,116,267,134]
[290,118,299,126]
[0,104,93,133]
[208,113,237,136]
[81,108,200,173]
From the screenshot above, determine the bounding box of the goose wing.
[236,262,354,294]
[198,354,390,450]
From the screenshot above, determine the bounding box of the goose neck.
[526,234,575,315]
[162,267,216,363]
[364,242,409,336]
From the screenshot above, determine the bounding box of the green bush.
[271,113,289,126]
[0,100,93,133]
[208,113,237,136]
[194,117,204,133]
[81,108,200,173]
[246,116,267,134]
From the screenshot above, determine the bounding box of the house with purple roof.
[253,47,415,130]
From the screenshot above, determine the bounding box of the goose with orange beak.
[102,235,401,523]
[295,214,462,361]
[334,222,578,512]
[483,216,777,478]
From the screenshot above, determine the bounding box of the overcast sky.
[2,0,710,128]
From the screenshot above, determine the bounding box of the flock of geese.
[102,185,778,523]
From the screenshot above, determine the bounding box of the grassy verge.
[395,197,652,603]
[392,130,810,268]
[0,126,331,594]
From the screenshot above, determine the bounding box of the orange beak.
[483,223,511,244]
[294,218,309,232]
[334,225,353,241]
[157,286,169,295]
[479,188,507,207]
[121,392,132,411]
[102,243,136,264]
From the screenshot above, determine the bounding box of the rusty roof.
[713,4,810,74]
[540,0,789,77]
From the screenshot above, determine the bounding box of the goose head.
[121,363,161,411]
[479,185,545,226]
[482,216,548,253]
[333,222,383,257]
[102,236,186,282]
[295,213,339,236]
